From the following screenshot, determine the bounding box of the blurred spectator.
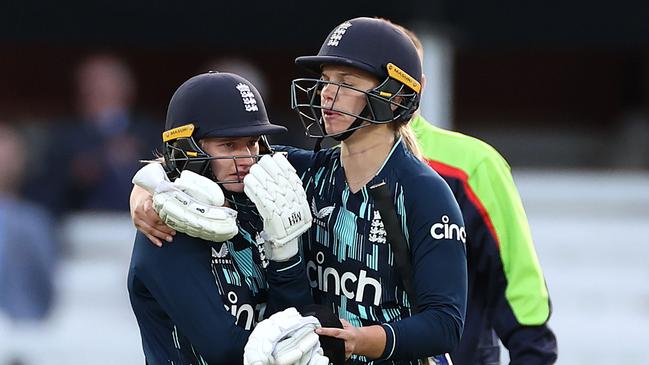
[0,123,58,321]
[26,53,160,214]
[202,57,270,97]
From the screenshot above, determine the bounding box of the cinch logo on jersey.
[223,290,267,330]
[327,21,352,47]
[430,215,466,244]
[306,251,382,306]
[235,83,259,112]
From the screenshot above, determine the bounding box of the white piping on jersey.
[376,136,403,175]
[276,256,302,272]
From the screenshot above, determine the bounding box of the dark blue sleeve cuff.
[380,323,396,359]
[267,254,303,274]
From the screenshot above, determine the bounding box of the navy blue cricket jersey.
[277,139,468,365]
[127,203,312,365]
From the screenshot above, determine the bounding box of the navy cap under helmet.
[295,17,422,92]
[165,72,287,138]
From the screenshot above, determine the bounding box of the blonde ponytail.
[393,120,422,160]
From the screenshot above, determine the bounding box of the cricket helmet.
[291,17,422,141]
[163,71,286,182]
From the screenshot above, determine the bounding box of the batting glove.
[273,325,330,365]
[243,154,312,261]
[243,307,327,365]
[132,163,239,242]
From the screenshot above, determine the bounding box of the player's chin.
[324,118,354,136]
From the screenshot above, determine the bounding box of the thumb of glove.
[132,163,169,194]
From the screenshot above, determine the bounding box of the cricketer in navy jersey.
[127,203,312,365]
[277,139,468,365]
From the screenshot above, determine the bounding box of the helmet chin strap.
[331,118,365,141]
[328,104,373,142]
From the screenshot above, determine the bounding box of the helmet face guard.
[163,123,273,184]
[291,73,420,139]
[161,72,286,183]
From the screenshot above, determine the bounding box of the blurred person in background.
[395,23,558,365]
[26,53,159,214]
[0,123,58,321]
[0,123,58,364]
[203,57,270,99]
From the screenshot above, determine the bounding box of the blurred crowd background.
[0,1,648,364]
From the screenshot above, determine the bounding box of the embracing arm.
[130,184,175,246]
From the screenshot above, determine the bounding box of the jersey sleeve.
[128,232,249,364]
[467,156,557,363]
[380,173,468,360]
[266,255,314,314]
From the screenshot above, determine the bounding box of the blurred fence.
[511,170,649,364]
[1,170,648,364]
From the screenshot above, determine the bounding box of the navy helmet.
[163,71,286,181]
[291,17,422,141]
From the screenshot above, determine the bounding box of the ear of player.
[132,163,239,242]
[243,307,329,365]
[243,153,313,261]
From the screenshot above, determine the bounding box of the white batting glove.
[132,164,239,242]
[273,325,330,365]
[243,307,325,365]
[243,154,312,261]
[296,345,330,365]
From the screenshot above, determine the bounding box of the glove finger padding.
[174,170,225,206]
[272,152,297,172]
[273,325,321,365]
[153,189,238,242]
[243,172,274,217]
[301,346,329,365]
[250,163,292,211]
